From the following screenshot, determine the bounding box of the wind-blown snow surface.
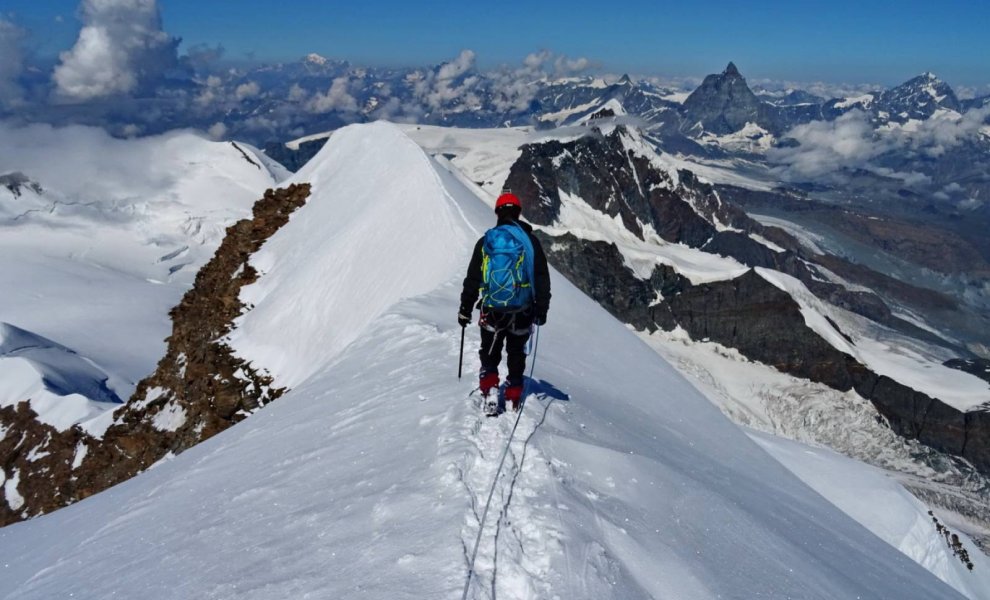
[0,122,965,599]
[0,123,285,389]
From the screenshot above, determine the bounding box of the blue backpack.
[481,223,536,311]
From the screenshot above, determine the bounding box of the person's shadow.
[525,378,569,402]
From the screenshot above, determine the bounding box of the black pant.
[479,309,532,385]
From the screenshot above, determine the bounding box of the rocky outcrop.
[0,172,43,197]
[507,126,931,339]
[507,127,730,247]
[0,184,310,527]
[536,233,664,331]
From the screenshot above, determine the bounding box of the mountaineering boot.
[505,383,523,412]
[480,371,500,416]
[479,371,499,397]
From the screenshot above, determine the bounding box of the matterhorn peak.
[724,61,741,77]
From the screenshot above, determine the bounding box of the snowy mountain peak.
[682,62,766,134]
[304,53,329,66]
[878,71,961,119]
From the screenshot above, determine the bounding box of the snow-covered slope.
[751,431,990,600]
[228,124,473,387]
[0,123,286,388]
[0,122,967,599]
[0,323,121,431]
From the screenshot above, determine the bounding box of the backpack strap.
[501,222,536,299]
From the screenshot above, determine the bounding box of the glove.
[533,312,547,326]
[458,310,472,328]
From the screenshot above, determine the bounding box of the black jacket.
[460,218,551,319]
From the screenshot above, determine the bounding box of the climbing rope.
[461,325,540,600]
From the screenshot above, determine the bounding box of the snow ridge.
[229,122,474,387]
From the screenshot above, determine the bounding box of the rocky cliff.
[539,231,990,474]
[505,126,941,342]
[0,184,310,526]
[507,126,990,476]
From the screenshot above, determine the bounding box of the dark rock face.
[506,129,990,475]
[538,230,990,474]
[682,63,772,135]
[264,138,329,172]
[0,172,43,197]
[506,127,715,247]
[0,184,311,527]
[507,126,913,334]
[946,359,990,385]
[667,270,860,386]
[874,73,962,123]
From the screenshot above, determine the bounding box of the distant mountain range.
[251,60,990,348]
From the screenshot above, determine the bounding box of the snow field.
[0,123,284,387]
[446,385,570,599]
[757,267,990,411]
[0,323,121,431]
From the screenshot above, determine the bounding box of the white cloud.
[306,76,358,113]
[53,0,180,101]
[883,105,990,158]
[554,55,590,76]
[287,83,308,102]
[410,49,592,116]
[954,84,990,101]
[770,106,990,185]
[436,49,475,81]
[523,50,551,70]
[407,50,484,113]
[0,17,26,110]
[207,122,227,140]
[750,78,880,100]
[235,81,260,101]
[0,121,175,200]
[522,50,592,78]
[770,111,879,180]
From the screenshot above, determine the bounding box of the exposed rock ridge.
[0,184,311,526]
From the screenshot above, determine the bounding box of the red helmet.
[495,192,521,210]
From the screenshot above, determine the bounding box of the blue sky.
[5,0,990,86]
